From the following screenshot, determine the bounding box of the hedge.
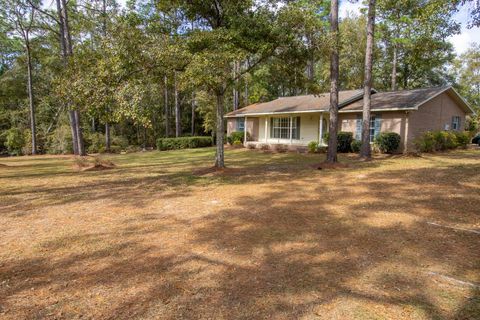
[414,130,470,153]
[375,132,401,153]
[324,131,353,152]
[156,136,213,150]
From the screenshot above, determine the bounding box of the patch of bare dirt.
[312,161,350,170]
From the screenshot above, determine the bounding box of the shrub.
[4,128,25,156]
[274,144,288,153]
[307,141,319,153]
[156,136,213,150]
[414,130,467,153]
[453,131,469,148]
[86,132,105,154]
[46,125,73,154]
[227,131,250,144]
[259,144,270,151]
[232,140,243,148]
[414,131,435,153]
[337,132,353,153]
[433,131,457,150]
[351,139,362,153]
[323,132,353,152]
[375,132,401,154]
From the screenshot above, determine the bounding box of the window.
[236,118,245,132]
[270,117,300,139]
[356,115,381,142]
[452,116,460,131]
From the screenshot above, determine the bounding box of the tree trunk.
[105,123,111,151]
[174,71,181,137]
[391,43,397,91]
[25,39,36,155]
[74,110,86,156]
[214,91,225,169]
[360,0,376,159]
[233,61,240,110]
[326,0,339,164]
[191,92,195,136]
[59,0,85,155]
[143,126,147,151]
[68,110,79,155]
[164,75,170,137]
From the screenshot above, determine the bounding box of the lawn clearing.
[0,148,479,319]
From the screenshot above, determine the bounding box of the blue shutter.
[295,117,301,139]
[355,115,362,140]
[374,114,382,139]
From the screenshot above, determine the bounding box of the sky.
[115,0,478,55]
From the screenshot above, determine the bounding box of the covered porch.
[227,112,330,148]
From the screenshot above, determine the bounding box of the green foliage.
[337,132,354,153]
[232,140,243,148]
[156,136,213,151]
[45,125,73,155]
[307,141,319,153]
[465,115,479,133]
[4,127,25,155]
[351,139,362,153]
[453,131,470,148]
[414,130,468,152]
[227,131,249,144]
[375,132,401,153]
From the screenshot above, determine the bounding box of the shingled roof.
[340,86,457,112]
[225,86,474,117]
[225,89,364,117]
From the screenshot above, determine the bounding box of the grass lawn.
[0,148,479,319]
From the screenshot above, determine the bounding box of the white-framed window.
[270,117,300,139]
[452,116,460,131]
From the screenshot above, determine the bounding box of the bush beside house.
[414,130,470,153]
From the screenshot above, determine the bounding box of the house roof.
[225,89,364,117]
[340,86,474,113]
[225,86,474,117]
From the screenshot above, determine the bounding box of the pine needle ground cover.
[0,149,479,319]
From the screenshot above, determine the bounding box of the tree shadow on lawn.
[1,162,479,319]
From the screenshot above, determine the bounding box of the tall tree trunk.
[60,0,85,155]
[56,0,78,154]
[191,92,195,136]
[102,0,111,152]
[233,61,239,110]
[164,75,170,137]
[326,0,339,163]
[174,71,181,137]
[68,110,79,155]
[360,0,376,159]
[143,126,147,151]
[25,38,36,155]
[244,61,249,106]
[214,90,225,169]
[105,123,111,151]
[391,43,397,91]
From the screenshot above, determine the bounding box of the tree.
[452,43,480,114]
[360,0,376,159]
[0,0,38,154]
[326,0,339,163]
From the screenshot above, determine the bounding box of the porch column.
[289,116,293,144]
[244,116,247,146]
[319,113,324,145]
[404,112,409,152]
[265,117,268,143]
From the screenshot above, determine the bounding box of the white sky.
[115,0,480,55]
